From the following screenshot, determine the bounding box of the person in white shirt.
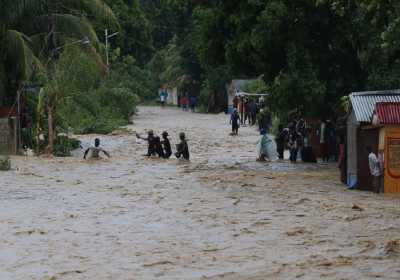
[83,138,111,160]
[367,146,382,193]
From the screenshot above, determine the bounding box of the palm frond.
[5,30,33,82]
[0,0,44,26]
[63,0,120,30]
[35,14,101,51]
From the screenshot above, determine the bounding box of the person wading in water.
[230,109,240,136]
[175,132,190,160]
[83,138,111,160]
[136,130,157,157]
[161,131,172,159]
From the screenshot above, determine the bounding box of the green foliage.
[53,136,81,157]
[243,79,269,95]
[0,0,117,106]
[54,47,140,135]
[104,0,152,64]
[270,46,326,118]
[0,156,11,171]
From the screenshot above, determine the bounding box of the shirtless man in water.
[83,138,111,159]
[136,130,157,157]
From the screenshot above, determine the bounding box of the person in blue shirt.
[189,96,197,112]
[160,90,168,107]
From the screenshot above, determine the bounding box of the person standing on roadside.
[181,94,189,111]
[233,95,239,111]
[367,146,383,193]
[244,98,251,126]
[250,100,258,126]
[288,126,300,163]
[189,95,197,112]
[276,125,286,160]
[338,136,347,183]
[160,89,168,108]
[319,119,329,162]
[238,96,244,124]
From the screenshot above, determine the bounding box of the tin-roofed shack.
[226,79,257,114]
[372,102,400,193]
[347,91,400,191]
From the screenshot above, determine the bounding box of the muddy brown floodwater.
[1,106,400,280]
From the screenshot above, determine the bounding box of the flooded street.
[1,106,400,280]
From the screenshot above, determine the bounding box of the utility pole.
[105,29,118,71]
[16,88,21,153]
[105,29,109,68]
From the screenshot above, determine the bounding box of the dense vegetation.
[2,0,400,154]
[140,0,400,116]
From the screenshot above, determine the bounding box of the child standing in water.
[175,132,190,160]
[153,136,165,158]
[83,138,111,160]
[230,109,240,135]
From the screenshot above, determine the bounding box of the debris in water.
[352,204,364,211]
[202,246,231,252]
[358,240,376,253]
[384,240,400,256]
[143,261,174,267]
[286,227,311,236]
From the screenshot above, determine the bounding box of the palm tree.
[0,0,119,153]
[1,0,118,103]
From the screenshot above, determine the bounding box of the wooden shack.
[347,90,400,191]
[0,107,18,154]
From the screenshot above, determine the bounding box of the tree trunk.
[207,92,216,113]
[46,104,55,155]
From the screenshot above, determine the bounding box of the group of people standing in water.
[83,131,190,161]
[136,130,190,160]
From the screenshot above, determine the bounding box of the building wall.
[357,127,379,191]
[384,125,400,193]
[0,119,9,153]
[167,88,178,106]
[159,88,178,106]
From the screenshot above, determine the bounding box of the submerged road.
[0,106,399,280]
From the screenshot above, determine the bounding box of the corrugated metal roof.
[231,79,257,90]
[349,90,400,122]
[375,102,400,124]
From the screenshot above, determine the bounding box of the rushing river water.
[0,106,399,280]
